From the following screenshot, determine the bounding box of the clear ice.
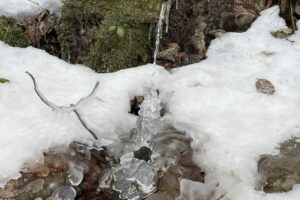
[52,186,76,200]
[67,166,84,186]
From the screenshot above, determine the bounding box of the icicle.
[165,0,172,33]
[153,2,167,66]
[176,0,179,10]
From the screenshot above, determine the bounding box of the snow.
[0,5,300,200]
[0,0,61,18]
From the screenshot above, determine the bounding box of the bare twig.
[215,193,227,200]
[26,71,99,140]
[74,109,98,140]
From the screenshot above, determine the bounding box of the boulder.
[258,138,300,192]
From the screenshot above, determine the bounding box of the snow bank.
[0,43,169,183]
[1,5,300,200]
[0,0,61,18]
[162,7,300,200]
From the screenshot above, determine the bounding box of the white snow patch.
[0,0,61,18]
[0,5,300,200]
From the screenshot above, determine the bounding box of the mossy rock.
[0,78,9,83]
[0,17,28,47]
[58,0,161,72]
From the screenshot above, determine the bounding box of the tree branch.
[26,71,99,140]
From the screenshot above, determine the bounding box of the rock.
[0,142,111,200]
[134,146,152,162]
[271,28,293,39]
[255,78,275,95]
[207,0,263,33]
[158,173,180,194]
[130,96,144,116]
[145,191,173,200]
[23,163,50,177]
[157,43,180,63]
[258,138,300,192]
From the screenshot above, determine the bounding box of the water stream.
[107,1,176,199]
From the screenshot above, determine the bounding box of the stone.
[271,28,293,39]
[258,138,300,192]
[157,43,180,63]
[145,191,173,200]
[130,96,144,116]
[134,146,153,162]
[255,78,275,95]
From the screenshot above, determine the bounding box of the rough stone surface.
[258,138,300,192]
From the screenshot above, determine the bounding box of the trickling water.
[153,2,167,66]
[153,0,172,65]
[136,90,161,148]
[107,3,175,199]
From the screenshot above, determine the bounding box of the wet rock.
[255,78,275,95]
[0,142,111,200]
[145,192,173,200]
[157,43,181,63]
[52,186,76,200]
[271,28,294,39]
[130,96,144,116]
[23,163,50,177]
[44,154,69,172]
[258,138,300,192]
[134,146,153,162]
[24,179,44,193]
[158,173,180,194]
[207,0,264,33]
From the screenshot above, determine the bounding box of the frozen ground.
[1,5,300,200]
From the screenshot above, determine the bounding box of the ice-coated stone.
[52,186,76,200]
[25,179,44,193]
[46,197,63,200]
[113,159,156,199]
[67,166,84,186]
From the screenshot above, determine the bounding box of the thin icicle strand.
[165,0,172,33]
[153,2,167,66]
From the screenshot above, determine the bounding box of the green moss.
[0,17,28,47]
[85,18,149,72]
[0,78,9,83]
[58,0,161,72]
